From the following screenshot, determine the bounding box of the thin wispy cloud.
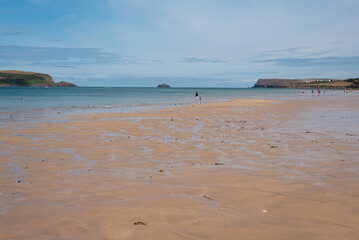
[45,39,62,42]
[260,47,310,55]
[180,57,226,63]
[255,46,334,59]
[53,65,76,68]
[0,0,358,86]
[0,25,26,36]
[255,56,359,67]
[0,45,168,71]
[0,45,120,63]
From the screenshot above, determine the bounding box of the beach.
[0,95,359,239]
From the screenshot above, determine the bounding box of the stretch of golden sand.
[0,97,359,239]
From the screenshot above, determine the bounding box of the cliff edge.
[0,70,77,87]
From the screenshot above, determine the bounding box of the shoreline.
[2,87,353,114]
[1,89,357,127]
[0,96,359,239]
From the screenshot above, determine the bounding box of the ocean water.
[0,87,308,112]
[0,87,350,124]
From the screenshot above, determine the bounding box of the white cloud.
[1,0,359,86]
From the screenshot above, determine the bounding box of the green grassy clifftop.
[0,71,77,87]
[253,78,358,89]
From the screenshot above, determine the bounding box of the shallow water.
[0,87,333,112]
[0,87,356,125]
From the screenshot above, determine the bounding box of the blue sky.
[0,0,358,87]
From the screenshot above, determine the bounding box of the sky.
[0,0,359,87]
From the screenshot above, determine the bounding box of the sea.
[0,87,351,125]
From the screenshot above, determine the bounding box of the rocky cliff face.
[0,70,77,87]
[346,78,359,89]
[254,78,317,88]
[55,81,77,87]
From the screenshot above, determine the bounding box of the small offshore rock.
[157,83,170,88]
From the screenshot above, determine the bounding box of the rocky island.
[157,83,170,88]
[0,70,77,87]
[253,78,359,89]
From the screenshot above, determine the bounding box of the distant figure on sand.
[195,91,199,104]
[199,95,202,104]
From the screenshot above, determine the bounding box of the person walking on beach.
[195,91,199,104]
[199,95,202,104]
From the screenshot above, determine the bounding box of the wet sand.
[0,96,359,239]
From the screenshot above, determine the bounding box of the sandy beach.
[1,95,359,239]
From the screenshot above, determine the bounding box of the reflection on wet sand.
[0,97,359,240]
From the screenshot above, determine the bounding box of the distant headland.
[253,78,359,89]
[0,70,77,87]
[157,83,170,88]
